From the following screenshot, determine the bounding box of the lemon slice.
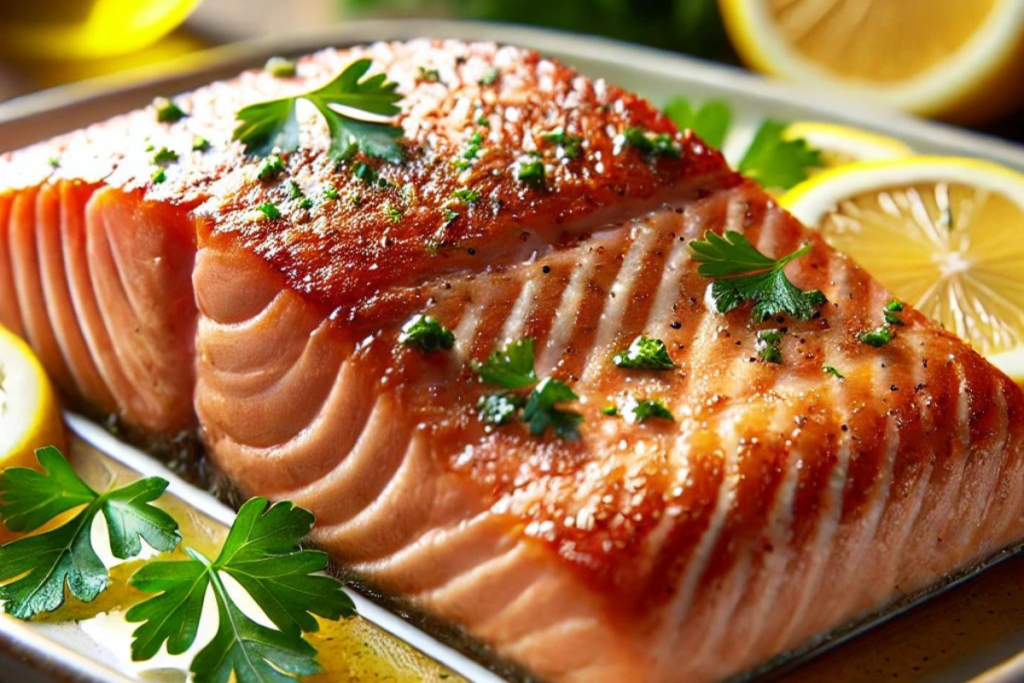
[782,157,1024,381]
[783,122,912,170]
[719,0,1024,122]
[0,326,66,470]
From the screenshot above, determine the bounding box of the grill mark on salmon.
[2,38,1024,683]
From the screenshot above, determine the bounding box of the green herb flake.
[858,326,893,348]
[151,168,167,184]
[478,68,500,86]
[153,97,186,123]
[884,299,906,326]
[298,197,314,210]
[257,153,285,182]
[384,200,403,223]
[418,66,441,82]
[755,328,784,364]
[233,58,403,163]
[288,180,305,200]
[522,378,582,440]
[823,365,846,379]
[542,127,583,160]
[352,160,389,187]
[0,447,180,619]
[442,208,459,226]
[398,314,455,353]
[191,136,210,152]
[452,187,479,204]
[517,158,546,186]
[622,127,680,158]
[472,338,538,389]
[614,396,675,424]
[257,202,281,221]
[126,497,355,681]
[612,335,675,370]
[47,156,60,168]
[662,97,732,149]
[739,120,824,190]
[689,230,827,322]
[323,184,340,201]
[152,147,179,165]
[601,405,618,416]
[478,393,528,425]
[265,56,297,78]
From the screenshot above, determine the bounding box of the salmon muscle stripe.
[1,39,1022,683]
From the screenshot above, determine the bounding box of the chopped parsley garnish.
[288,180,305,200]
[478,393,527,425]
[472,338,538,389]
[152,147,179,164]
[153,97,186,123]
[257,202,281,220]
[322,183,340,201]
[0,447,180,619]
[191,135,210,152]
[398,314,455,352]
[622,127,680,157]
[523,378,582,440]
[417,66,441,82]
[442,208,459,226]
[348,193,362,206]
[473,338,582,439]
[662,97,731,149]
[478,68,500,85]
[47,156,60,168]
[612,335,675,370]
[608,396,675,424]
[689,230,827,322]
[151,168,167,184]
[542,128,583,160]
[352,160,390,187]
[233,58,403,163]
[298,198,313,210]
[823,365,845,379]
[265,55,297,78]
[755,328,784,364]
[257,153,285,182]
[126,497,355,682]
[452,187,479,203]
[456,131,485,170]
[517,158,546,186]
[384,200,403,223]
[884,299,906,326]
[858,327,893,348]
[739,120,823,190]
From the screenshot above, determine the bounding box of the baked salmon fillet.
[2,39,1023,683]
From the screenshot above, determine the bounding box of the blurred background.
[0,0,1020,143]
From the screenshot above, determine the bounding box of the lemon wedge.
[782,157,1024,382]
[0,325,66,470]
[783,122,912,171]
[719,0,1024,122]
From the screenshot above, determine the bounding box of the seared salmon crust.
[2,39,1023,683]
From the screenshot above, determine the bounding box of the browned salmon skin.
[2,39,1023,683]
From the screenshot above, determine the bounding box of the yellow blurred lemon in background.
[783,157,1024,383]
[0,325,66,471]
[719,0,1024,123]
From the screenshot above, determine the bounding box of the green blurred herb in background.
[340,0,731,58]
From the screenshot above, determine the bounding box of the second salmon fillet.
[2,39,1023,683]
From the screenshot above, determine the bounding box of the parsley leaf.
[0,447,180,619]
[472,338,538,389]
[522,378,582,440]
[689,230,827,322]
[127,498,355,680]
[884,299,905,326]
[610,396,675,424]
[738,120,823,190]
[755,328,784,364]
[612,336,676,370]
[662,97,731,149]
[823,365,846,379]
[622,127,680,157]
[858,326,893,348]
[234,58,403,163]
[398,314,455,353]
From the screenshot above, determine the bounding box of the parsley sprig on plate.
[233,58,403,163]
[0,447,180,619]
[473,338,582,439]
[690,230,826,322]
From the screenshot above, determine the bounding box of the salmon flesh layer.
[2,40,1023,683]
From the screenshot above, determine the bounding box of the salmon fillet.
[2,39,1023,683]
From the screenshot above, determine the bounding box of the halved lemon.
[782,157,1024,382]
[783,122,912,171]
[719,0,1024,122]
[0,325,66,470]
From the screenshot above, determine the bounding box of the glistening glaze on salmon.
[2,39,1023,683]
